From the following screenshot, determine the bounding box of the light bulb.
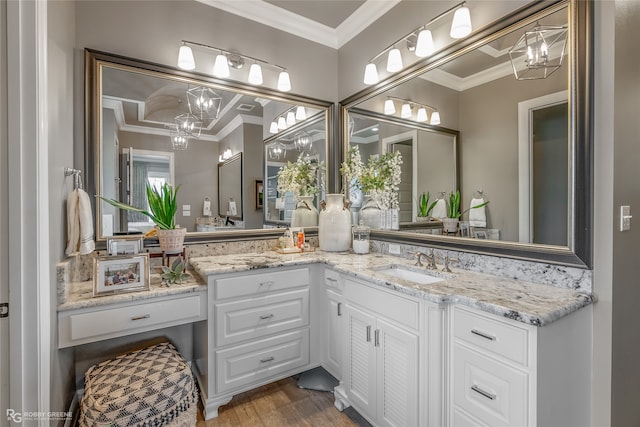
[277,116,287,130]
[177,45,195,70]
[450,6,472,39]
[401,103,412,118]
[416,107,428,122]
[384,99,396,115]
[286,111,296,126]
[415,29,435,57]
[363,63,379,85]
[213,54,230,78]
[269,121,278,134]
[295,106,306,120]
[430,111,441,125]
[248,63,263,85]
[277,71,291,92]
[386,48,403,72]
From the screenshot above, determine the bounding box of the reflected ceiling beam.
[195,0,400,49]
[419,60,513,92]
[215,113,263,141]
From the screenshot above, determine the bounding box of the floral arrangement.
[277,153,325,197]
[341,145,403,209]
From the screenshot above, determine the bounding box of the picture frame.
[256,180,264,209]
[93,254,150,296]
[107,236,144,256]
[474,230,488,239]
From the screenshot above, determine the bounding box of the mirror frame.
[85,48,335,245]
[339,0,593,268]
[218,152,243,220]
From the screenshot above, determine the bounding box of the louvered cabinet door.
[377,318,419,427]
[344,304,377,421]
[325,288,343,378]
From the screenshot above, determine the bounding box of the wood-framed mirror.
[85,49,333,244]
[340,0,592,267]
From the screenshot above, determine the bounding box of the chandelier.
[508,23,568,80]
[267,141,287,160]
[170,131,189,150]
[294,131,312,152]
[186,86,222,120]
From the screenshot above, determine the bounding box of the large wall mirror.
[86,49,332,242]
[341,0,592,267]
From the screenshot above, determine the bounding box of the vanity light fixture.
[295,106,306,120]
[269,121,279,134]
[277,116,287,130]
[362,2,472,85]
[386,96,441,125]
[177,40,292,92]
[286,111,296,127]
[508,23,568,80]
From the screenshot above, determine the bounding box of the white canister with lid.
[352,220,370,254]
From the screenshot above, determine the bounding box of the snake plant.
[447,190,489,219]
[417,192,438,218]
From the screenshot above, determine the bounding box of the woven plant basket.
[157,227,187,253]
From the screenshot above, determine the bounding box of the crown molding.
[215,113,263,141]
[195,0,400,49]
[420,60,514,92]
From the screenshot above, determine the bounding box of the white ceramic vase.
[359,195,383,229]
[442,217,459,233]
[319,194,352,252]
[290,196,318,227]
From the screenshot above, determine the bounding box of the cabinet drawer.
[67,295,202,343]
[453,408,490,427]
[216,328,309,393]
[344,278,420,330]
[453,343,528,427]
[324,269,343,291]
[453,306,530,366]
[215,288,309,347]
[214,268,309,300]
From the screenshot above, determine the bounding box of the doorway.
[383,131,416,223]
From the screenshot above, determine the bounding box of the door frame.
[518,90,568,243]
[382,130,418,220]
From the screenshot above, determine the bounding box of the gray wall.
[611,1,640,425]
[120,131,220,232]
[243,123,265,228]
[48,0,76,420]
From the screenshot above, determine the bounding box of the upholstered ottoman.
[78,342,198,427]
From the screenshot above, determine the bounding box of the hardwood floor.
[196,377,364,427]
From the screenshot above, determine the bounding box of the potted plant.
[416,192,437,222]
[98,183,186,252]
[277,153,325,227]
[443,190,489,233]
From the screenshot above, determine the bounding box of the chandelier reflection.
[268,141,287,160]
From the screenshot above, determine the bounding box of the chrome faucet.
[414,249,437,270]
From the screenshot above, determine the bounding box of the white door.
[377,318,419,427]
[325,289,342,377]
[345,304,377,419]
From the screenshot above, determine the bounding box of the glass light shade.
[295,106,306,120]
[248,63,263,85]
[416,107,428,122]
[277,116,287,130]
[186,86,221,120]
[363,63,379,85]
[415,29,435,57]
[430,111,441,125]
[386,48,403,72]
[277,71,291,91]
[384,99,396,115]
[400,103,412,118]
[450,6,472,39]
[223,148,233,160]
[213,54,230,78]
[177,45,195,70]
[286,111,296,126]
[269,121,279,134]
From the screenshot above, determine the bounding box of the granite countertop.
[58,273,206,312]
[190,250,595,327]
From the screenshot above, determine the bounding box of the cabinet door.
[376,318,419,427]
[325,288,343,378]
[345,304,377,420]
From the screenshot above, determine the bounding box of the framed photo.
[256,180,264,209]
[107,236,143,256]
[474,230,488,239]
[93,254,150,296]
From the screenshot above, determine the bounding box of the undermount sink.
[375,265,446,285]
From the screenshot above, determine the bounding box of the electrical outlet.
[183,210,191,217]
[620,205,632,231]
[388,243,401,255]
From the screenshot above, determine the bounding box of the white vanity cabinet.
[449,305,591,427]
[324,268,344,379]
[195,266,313,419]
[335,278,444,427]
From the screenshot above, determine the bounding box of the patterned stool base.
[79,341,198,427]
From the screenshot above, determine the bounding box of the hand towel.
[469,197,487,228]
[431,198,447,220]
[66,189,95,256]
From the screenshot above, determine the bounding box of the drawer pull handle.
[337,302,342,317]
[259,314,274,320]
[471,329,496,341]
[366,325,372,342]
[374,329,380,347]
[326,277,338,283]
[259,281,274,288]
[471,385,496,401]
[260,356,275,363]
[131,314,150,321]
